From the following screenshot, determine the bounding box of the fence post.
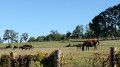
[114,47,117,67]
[10,52,17,67]
[110,47,115,67]
[54,50,61,67]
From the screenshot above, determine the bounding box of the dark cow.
[82,40,98,51]
[19,45,34,50]
[13,46,18,49]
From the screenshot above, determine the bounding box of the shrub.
[34,61,43,67]
[115,49,120,66]
[35,51,44,62]
[0,54,10,64]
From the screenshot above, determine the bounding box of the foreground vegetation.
[0,39,120,67]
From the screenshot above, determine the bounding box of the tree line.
[0,24,93,43]
[0,3,120,43]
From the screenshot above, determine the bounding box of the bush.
[35,51,44,62]
[0,54,10,64]
[115,49,120,67]
[34,61,43,67]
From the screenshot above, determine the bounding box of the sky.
[0,0,120,40]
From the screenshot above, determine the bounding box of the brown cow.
[19,45,34,50]
[82,40,98,51]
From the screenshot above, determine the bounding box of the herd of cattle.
[0,45,34,50]
[0,40,99,51]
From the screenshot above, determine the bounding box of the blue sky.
[0,0,119,40]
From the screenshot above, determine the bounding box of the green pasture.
[0,40,120,67]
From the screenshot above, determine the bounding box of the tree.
[28,37,36,42]
[3,30,18,43]
[61,34,66,40]
[84,24,94,38]
[0,37,3,43]
[66,31,71,40]
[10,32,19,43]
[21,33,28,42]
[72,25,84,39]
[36,36,45,42]
[89,4,120,39]
[44,30,62,41]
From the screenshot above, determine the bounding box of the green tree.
[84,24,94,38]
[61,34,66,40]
[72,25,84,39]
[36,36,45,42]
[89,15,103,41]
[28,37,36,42]
[21,33,28,42]
[66,31,71,40]
[3,30,18,43]
[0,37,3,43]
[44,30,62,41]
[89,4,120,39]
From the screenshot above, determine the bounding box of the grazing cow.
[13,46,18,49]
[76,44,82,50]
[23,45,34,50]
[19,46,26,50]
[82,40,98,51]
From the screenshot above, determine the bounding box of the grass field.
[0,39,120,67]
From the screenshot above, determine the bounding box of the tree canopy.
[89,4,120,39]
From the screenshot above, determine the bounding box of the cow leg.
[80,46,81,49]
[82,46,84,51]
[88,47,89,51]
[94,46,96,50]
[95,45,97,50]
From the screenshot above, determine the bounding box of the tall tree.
[66,31,71,40]
[0,37,3,43]
[28,37,36,42]
[21,33,28,42]
[72,25,84,39]
[84,24,94,38]
[61,34,66,40]
[36,36,45,42]
[89,4,120,43]
[3,30,18,43]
